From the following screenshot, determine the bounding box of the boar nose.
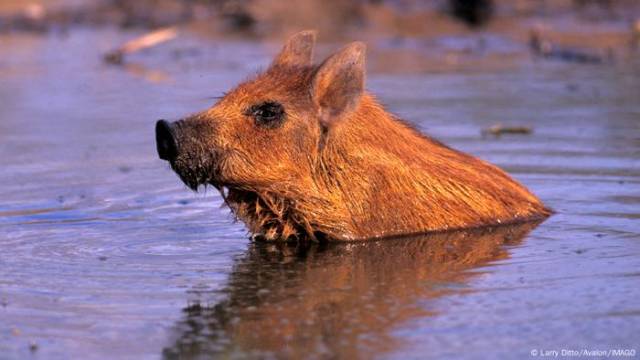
[155,120,178,161]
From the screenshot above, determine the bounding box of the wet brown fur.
[166,30,550,241]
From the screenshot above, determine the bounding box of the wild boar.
[155,30,550,241]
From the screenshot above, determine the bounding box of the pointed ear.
[311,42,366,127]
[271,30,317,68]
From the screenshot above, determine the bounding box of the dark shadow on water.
[162,221,542,359]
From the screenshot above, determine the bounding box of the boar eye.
[246,101,285,128]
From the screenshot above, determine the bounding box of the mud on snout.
[155,118,221,191]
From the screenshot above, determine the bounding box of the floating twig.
[529,29,608,64]
[482,123,532,137]
[104,27,178,65]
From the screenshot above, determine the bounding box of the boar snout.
[155,117,220,191]
[155,119,178,161]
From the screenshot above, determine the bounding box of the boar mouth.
[169,150,221,192]
[172,165,211,191]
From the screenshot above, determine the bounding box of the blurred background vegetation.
[1,0,639,36]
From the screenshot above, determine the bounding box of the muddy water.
[1,29,639,359]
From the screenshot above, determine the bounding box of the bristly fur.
[162,31,551,242]
[221,188,311,241]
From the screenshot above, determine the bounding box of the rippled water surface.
[1,29,639,359]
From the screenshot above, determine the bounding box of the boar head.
[156,31,368,241]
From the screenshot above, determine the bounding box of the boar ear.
[271,30,317,67]
[311,42,366,127]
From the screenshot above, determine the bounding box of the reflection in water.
[122,62,172,83]
[163,222,541,359]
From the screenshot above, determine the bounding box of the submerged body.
[155,30,550,241]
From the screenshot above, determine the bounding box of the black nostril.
[156,119,178,161]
